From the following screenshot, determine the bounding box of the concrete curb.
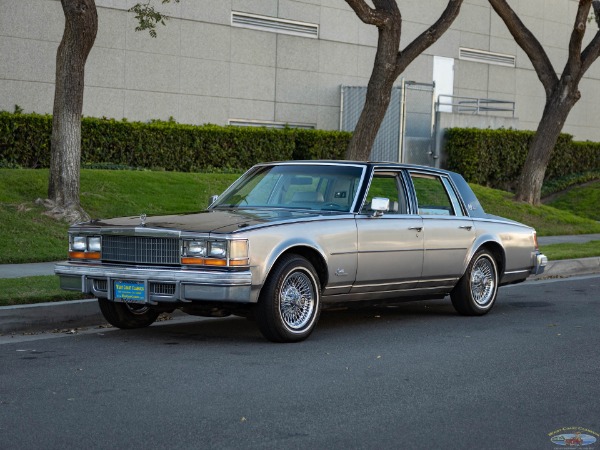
[0,299,103,335]
[1,258,599,335]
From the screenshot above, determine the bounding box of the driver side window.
[362,172,407,214]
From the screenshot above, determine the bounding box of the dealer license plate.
[114,281,146,303]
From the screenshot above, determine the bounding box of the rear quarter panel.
[472,217,537,282]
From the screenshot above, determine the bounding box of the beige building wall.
[1,0,599,140]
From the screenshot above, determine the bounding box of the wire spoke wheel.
[279,271,315,330]
[451,249,499,316]
[256,254,321,342]
[470,257,496,306]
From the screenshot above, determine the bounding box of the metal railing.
[436,95,515,117]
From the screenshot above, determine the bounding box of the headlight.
[72,236,87,251]
[186,240,207,257]
[88,236,102,252]
[208,241,227,258]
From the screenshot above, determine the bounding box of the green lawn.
[0,275,92,307]
[0,169,239,263]
[471,184,600,236]
[545,180,600,221]
[540,240,600,261]
[1,169,600,264]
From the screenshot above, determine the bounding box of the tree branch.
[394,0,463,76]
[564,0,592,78]
[488,0,558,96]
[345,0,389,27]
[581,29,600,75]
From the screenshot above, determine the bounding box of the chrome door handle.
[459,225,473,231]
[408,226,423,232]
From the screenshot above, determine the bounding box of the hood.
[75,208,333,234]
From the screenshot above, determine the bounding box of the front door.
[352,171,424,294]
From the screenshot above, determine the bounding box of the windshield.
[213,164,365,212]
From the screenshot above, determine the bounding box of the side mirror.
[208,195,219,207]
[370,197,390,217]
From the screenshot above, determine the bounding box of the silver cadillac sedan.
[55,161,547,342]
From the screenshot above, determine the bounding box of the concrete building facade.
[1,0,600,141]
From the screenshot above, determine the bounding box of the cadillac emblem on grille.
[140,213,147,227]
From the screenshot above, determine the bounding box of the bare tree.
[47,0,97,223]
[344,0,464,160]
[489,0,600,205]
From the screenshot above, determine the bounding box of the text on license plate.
[114,281,146,303]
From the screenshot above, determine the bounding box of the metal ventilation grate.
[231,11,319,38]
[459,48,516,67]
[229,119,315,129]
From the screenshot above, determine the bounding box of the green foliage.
[446,128,599,190]
[0,112,352,172]
[129,0,180,38]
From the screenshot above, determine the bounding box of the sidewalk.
[1,234,599,335]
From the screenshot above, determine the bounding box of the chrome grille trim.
[151,283,176,296]
[102,236,180,265]
[94,279,108,292]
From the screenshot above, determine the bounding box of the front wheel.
[255,255,321,343]
[451,249,499,316]
[98,298,160,329]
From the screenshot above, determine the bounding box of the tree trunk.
[345,64,397,161]
[515,85,578,205]
[48,0,97,222]
[345,3,401,161]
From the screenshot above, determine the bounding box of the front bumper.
[55,262,253,305]
[531,252,548,276]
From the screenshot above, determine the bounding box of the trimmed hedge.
[3,112,599,189]
[445,128,600,190]
[0,112,351,171]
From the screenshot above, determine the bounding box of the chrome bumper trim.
[54,262,253,304]
[531,253,548,275]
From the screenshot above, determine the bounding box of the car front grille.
[102,236,180,265]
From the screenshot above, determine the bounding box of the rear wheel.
[451,249,499,316]
[98,298,160,329]
[255,255,321,343]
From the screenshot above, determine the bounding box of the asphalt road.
[1,276,599,450]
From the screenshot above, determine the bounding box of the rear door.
[409,171,475,290]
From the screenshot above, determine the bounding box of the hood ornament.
[140,213,147,227]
